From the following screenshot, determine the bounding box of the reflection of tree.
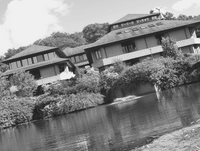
[106,105,124,150]
[166,83,200,126]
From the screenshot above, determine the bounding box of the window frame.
[121,40,136,53]
[94,49,102,60]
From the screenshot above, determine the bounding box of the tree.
[0,74,11,99]
[164,12,175,20]
[34,32,86,50]
[0,56,9,73]
[177,14,190,20]
[82,23,109,43]
[161,37,183,59]
[11,71,37,97]
[4,46,29,59]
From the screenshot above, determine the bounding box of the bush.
[43,68,101,95]
[76,68,100,93]
[115,57,193,90]
[57,93,104,115]
[11,71,37,97]
[99,66,119,95]
[35,93,104,118]
[0,74,11,99]
[162,36,183,59]
[0,96,35,129]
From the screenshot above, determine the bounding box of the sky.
[0,0,200,56]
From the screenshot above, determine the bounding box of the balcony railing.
[176,38,200,47]
[36,75,60,85]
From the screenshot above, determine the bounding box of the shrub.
[57,93,104,116]
[162,36,183,59]
[0,74,11,99]
[115,57,192,91]
[0,96,35,129]
[76,68,101,93]
[11,71,37,97]
[99,66,119,95]
[36,93,104,118]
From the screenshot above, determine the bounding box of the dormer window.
[148,24,155,27]
[116,32,123,35]
[140,26,146,29]
[156,22,163,26]
[132,28,139,31]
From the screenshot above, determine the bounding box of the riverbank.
[133,119,200,151]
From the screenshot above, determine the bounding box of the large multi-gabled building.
[2,45,75,85]
[84,13,200,70]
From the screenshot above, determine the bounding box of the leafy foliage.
[0,74,11,99]
[4,46,30,59]
[0,96,35,129]
[34,32,86,50]
[82,23,109,43]
[162,37,183,59]
[116,57,192,90]
[11,71,37,97]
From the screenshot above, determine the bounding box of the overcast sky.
[0,0,200,56]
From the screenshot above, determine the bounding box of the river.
[1,82,200,151]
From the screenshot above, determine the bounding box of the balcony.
[92,38,200,68]
[176,38,200,47]
[36,75,60,85]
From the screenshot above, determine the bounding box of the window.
[44,54,49,61]
[156,22,163,26]
[9,63,12,69]
[116,32,123,35]
[70,57,75,63]
[148,24,155,27]
[94,50,102,59]
[17,60,22,68]
[124,30,131,33]
[48,52,55,59]
[53,52,58,58]
[132,28,139,31]
[37,55,44,62]
[122,41,136,53]
[28,58,33,65]
[155,34,164,45]
[140,26,146,29]
[79,55,84,61]
[33,56,38,63]
[22,59,28,67]
[152,16,157,20]
[83,54,87,60]
[75,56,80,62]
[11,62,17,69]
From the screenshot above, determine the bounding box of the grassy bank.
[133,119,200,151]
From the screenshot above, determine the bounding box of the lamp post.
[150,48,153,59]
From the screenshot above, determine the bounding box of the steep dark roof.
[3,58,71,76]
[86,20,200,50]
[111,13,160,25]
[5,45,57,61]
[63,44,92,56]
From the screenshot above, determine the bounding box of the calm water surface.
[1,83,200,151]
